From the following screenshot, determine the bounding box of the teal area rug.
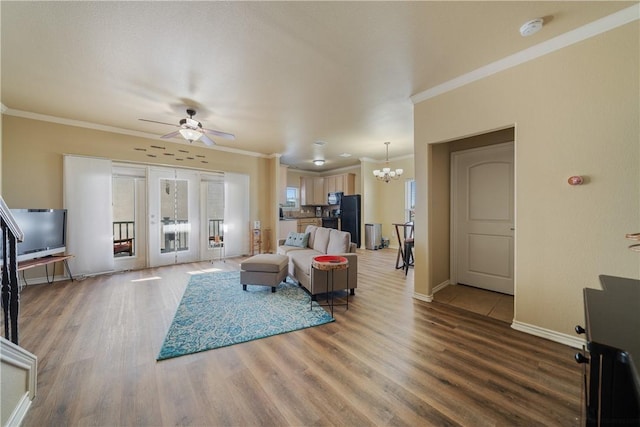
[157,271,334,360]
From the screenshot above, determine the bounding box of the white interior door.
[451,142,514,295]
[148,167,200,267]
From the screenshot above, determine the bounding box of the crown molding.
[3,107,269,158]
[411,4,640,104]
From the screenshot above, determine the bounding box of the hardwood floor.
[10,248,582,426]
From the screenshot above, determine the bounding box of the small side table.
[311,255,349,317]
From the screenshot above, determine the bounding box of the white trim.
[512,320,585,349]
[1,336,38,426]
[5,392,33,427]
[2,108,268,158]
[411,4,640,104]
[413,292,433,303]
[432,280,450,294]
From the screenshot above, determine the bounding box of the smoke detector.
[520,18,543,37]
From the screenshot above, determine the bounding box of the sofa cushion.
[312,226,331,253]
[277,245,308,256]
[327,229,351,254]
[284,231,309,248]
[288,249,321,277]
[305,225,318,249]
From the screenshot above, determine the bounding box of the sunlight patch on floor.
[188,267,224,275]
[131,276,162,283]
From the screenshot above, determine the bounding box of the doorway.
[112,166,147,271]
[148,167,200,267]
[451,142,514,295]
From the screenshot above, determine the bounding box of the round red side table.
[311,255,349,317]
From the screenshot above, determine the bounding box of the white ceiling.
[1,1,633,171]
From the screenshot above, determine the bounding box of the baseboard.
[432,280,450,294]
[511,320,585,349]
[413,292,433,303]
[5,392,33,427]
[413,280,450,302]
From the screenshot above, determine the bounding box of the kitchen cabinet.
[325,175,337,194]
[297,217,321,233]
[313,177,325,204]
[324,173,355,196]
[300,176,314,206]
[301,173,355,205]
[300,176,325,205]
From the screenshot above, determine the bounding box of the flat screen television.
[1,209,67,262]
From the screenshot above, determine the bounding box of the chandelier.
[373,142,403,183]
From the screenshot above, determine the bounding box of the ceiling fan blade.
[160,130,181,139]
[203,128,235,140]
[139,118,179,127]
[200,133,216,146]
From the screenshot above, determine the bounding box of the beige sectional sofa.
[277,225,357,296]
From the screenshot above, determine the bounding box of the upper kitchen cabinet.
[300,173,355,205]
[313,177,325,204]
[300,176,325,205]
[326,173,355,195]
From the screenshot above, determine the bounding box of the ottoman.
[240,254,289,293]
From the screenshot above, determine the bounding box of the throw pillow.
[284,232,309,248]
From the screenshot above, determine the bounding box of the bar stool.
[403,237,414,276]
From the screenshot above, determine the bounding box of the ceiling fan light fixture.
[179,128,203,142]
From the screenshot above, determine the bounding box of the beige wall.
[414,23,639,337]
[358,157,415,249]
[1,115,275,250]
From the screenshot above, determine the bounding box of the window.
[405,179,415,223]
[283,186,299,209]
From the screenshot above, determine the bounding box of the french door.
[148,168,200,267]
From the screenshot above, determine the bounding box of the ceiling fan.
[139,108,235,146]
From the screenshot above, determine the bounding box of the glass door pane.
[160,179,190,254]
[113,176,136,257]
[149,167,200,267]
[201,176,225,261]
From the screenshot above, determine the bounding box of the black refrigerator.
[340,194,361,248]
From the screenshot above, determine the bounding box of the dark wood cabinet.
[577,275,640,426]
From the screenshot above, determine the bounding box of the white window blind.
[223,172,250,256]
[63,155,114,276]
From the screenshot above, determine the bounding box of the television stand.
[17,254,74,285]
